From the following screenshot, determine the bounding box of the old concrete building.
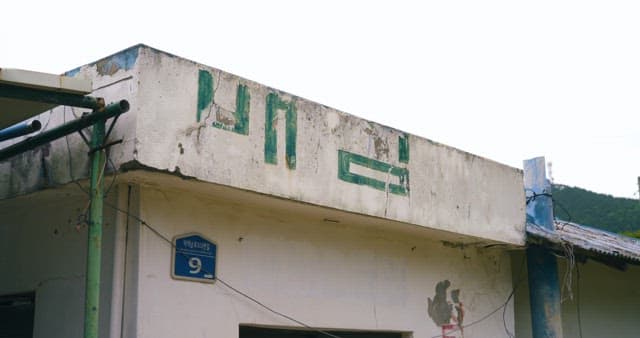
[0,45,526,338]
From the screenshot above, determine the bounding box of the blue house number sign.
[172,233,216,283]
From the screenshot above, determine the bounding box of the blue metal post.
[524,157,563,338]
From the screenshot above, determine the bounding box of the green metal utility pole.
[1,79,129,338]
[84,120,106,338]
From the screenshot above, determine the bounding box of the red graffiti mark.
[441,324,456,338]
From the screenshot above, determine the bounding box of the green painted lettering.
[197,70,213,122]
[264,93,297,169]
[212,84,250,135]
[285,101,297,169]
[198,70,251,135]
[264,93,278,165]
[399,134,409,163]
[338,150,409,195]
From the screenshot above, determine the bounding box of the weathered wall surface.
[0,47,140,199]
[0,44,525,244]
[512,251,640,338]
[132,46,525,245]
[0,186,119,338]
[131,184,515,338]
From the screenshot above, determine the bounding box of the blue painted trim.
[523,157,563,338]
[64,67,81,77]
[524,157,554,230]
[526,246,563,338]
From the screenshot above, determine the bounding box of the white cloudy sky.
[3,1,639,198]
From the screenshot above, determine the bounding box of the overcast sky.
[3,1,639,198]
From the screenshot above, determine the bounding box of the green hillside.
[552,184,640,236]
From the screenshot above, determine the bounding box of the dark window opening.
[0,292,35,338]
[240,326,404,338]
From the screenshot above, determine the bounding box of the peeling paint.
[95,47,139,76]
[64,67,81,77]
[363,124,390,160]
[120,160,197,181]
[212,84,250,135]
[373,136,389,159]
[4,45,526,247]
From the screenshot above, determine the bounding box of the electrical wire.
[559,243,575,303]
[430,254,527,338]
[36,109,53,135]
[552,198,573,230]
[524,188,573,230]
[99,184,531,338]
[215,278,343,338]
[104,155,118,197]
[576,262,584,338]
[98,198,345,338]
[61,102,343,337]
[64,104,116,200]
[503,255,526,338]
[103,191,537,338]
[430,300,506,338]
[525,190,552,205]
[526,188,586,337]
[63,129,578,338]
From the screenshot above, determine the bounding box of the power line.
[503,255,526,338]
[576,262,584,338]
[62,130,568,338]
[215,278,343,338]
[429,252,528,338]
[104,193,534,338]
[100,198,345,338]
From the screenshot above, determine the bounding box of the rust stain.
[215,108,235,126]
[373,136,390,158]
[363,124,390,159]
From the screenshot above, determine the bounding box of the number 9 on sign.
[189,257,202,274]
[172,233,216,283]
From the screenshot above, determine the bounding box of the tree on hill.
[551,184,640,235]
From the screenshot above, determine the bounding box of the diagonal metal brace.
[88,139,123,155]
[0,100,129,162]
[77,129,91,147]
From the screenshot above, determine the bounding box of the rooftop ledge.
[0,44,526,246]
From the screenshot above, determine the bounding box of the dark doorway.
[0,292,35,338]
[240,326,404,338]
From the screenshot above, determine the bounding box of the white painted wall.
[512,251,640,338]
[0,186,119,338]
[0,44,525,246]
[0,44,534,338]
[0,47,140,199]
[0,168,519,338]
[133,46,525,245]
[128,182,516,338]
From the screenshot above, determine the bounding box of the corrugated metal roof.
[526,221,640,264]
